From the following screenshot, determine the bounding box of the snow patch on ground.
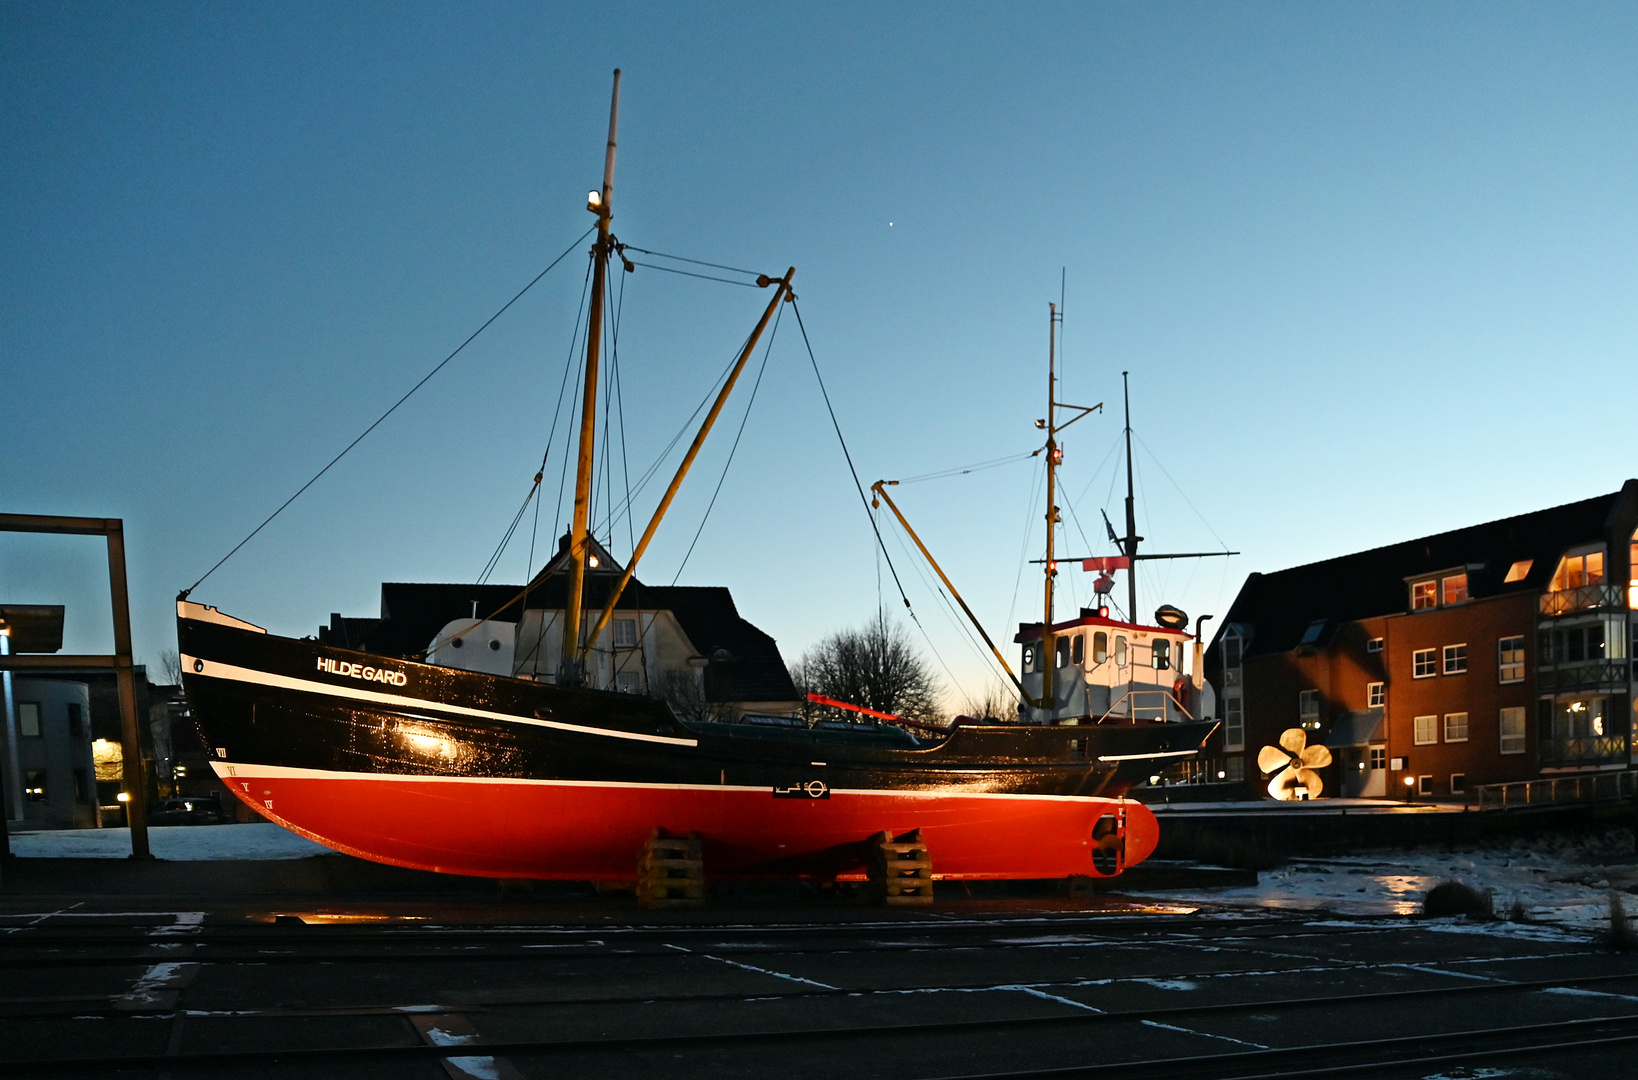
[1155,828,1638,934]
[8,824,332,861]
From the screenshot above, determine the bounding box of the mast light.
[587,190,602,209]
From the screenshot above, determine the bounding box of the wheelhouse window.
[1055,638,1071,669]
[1444,712,1469,742]
[1092,632,1108,664]
[1413,649,1437,678]
[1022,644,1038,673]
[1367,682,1385,708]
[1071,634,1085,666]
[1498,636,1525,683]
[1153,639,1171,671]
[1414,715,1438,745]
[1499,706,1526,754]
[1443,644,1467,674]
[1114,636,1128,666]
[1411,580,1437,611]
[1442,574,1468,606]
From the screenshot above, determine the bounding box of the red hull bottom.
[215,763,1159,881]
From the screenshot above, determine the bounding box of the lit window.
[1413,649,1437,678]
[1442,574,1468,605]
[1153,639,1171,671]
[1498,636,1525,683]
[24,770,47,802]
[1504,560,1532,584]
[1414,715,1438,744]
[1551,550,1606,591]
[613,619,637,647]
[1224,696,1244,751]
[1444,712,1469,742]
[1499,706,1526,754]
[1366,637,1384,653]
[1299,689,1320,728]
[19,702,41,738]
[1367,682,1385,708]
[1443,644,1468,674]
[1411,581,1437,610]
[1093,632,1108,664]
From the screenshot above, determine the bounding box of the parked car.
[148,795,228,826]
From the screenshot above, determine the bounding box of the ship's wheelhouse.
[1016,609,1206,725]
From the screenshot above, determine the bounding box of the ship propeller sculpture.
[1258,728,1332,801]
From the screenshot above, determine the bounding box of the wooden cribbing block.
[637,829,705,908]
[867,828,933,905]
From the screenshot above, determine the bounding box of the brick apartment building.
[1204,481,1638,800]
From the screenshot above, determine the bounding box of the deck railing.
[1470,770,1637,810]
[1538,583,1624,617]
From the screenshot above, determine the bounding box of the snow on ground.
[7,823,332,861]
[1155,827,1638,934]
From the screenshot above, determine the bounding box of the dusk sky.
[4,2,1636,708]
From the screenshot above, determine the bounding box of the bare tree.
[794,618,943,726]
[959,679,1021,723]
[158,648,183,687]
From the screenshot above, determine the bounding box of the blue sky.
[4,2,1635,707]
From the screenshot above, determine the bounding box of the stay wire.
[626,262,758,287]
[620,246,761,277]
[531,253,596,586]
[669,302,784,584]
[182,224,596,598]
[788,298,917,617]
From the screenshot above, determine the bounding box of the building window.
[1414,715,1438,745]
[1224,696,1245,752]
[1153,639,1170,670]
[1504,559,1533,583]
[1092,632,1108,664]
[614,671,640,694]
[1072,634,1085,666]
[1224,756,1244,782]
[66,702,84,739]
[1367,682,1385,708]
[1299,689,1320,729]
[1418,775,1434,796]
[1222,635,1242,669]
[24,770,47,802]
[1366,637,1384,653]
[1443,644,1468,674]
[1442,574,1468,606]
[1411,580,1437,611]
[1498,636,1525,683]
[1444,712,1469,742]
[1450,773,1466,795]
[1550,550,1605,591]
[1369,746,1386,770]
[19,702,41,738]
[1499,706,1526,754]
[613,618,637,647]
[1413,649,1437,678]
[73,768,90,803]
[1300,620,1326,645]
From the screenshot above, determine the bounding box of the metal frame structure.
[0,514,150,858]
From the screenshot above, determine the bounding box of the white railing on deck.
[1471,770,1637,810]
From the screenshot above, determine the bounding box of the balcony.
[1536,660,1633,692]
[1540,734,1629,768]
[1539,583,1624,617]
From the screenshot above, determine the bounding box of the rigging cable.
[619,246,761,277]
[530,253,596,586]
[788,298,917,618]
[624,262,758,288]
[180,224,597,599]
[669,299,784,584]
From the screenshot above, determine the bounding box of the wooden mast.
[561,68,621,686]
[1119,371,1141,624]
[1041,303,1060,707]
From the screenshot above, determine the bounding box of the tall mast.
[1121,370,1141,623]
[561,68,621,686]
[1041,303,1060,705]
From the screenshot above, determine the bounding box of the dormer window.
[1411,580,1437,610]
[1504,560,1532,584]
[1550,550,1605,591]
[1442,573,1468,606]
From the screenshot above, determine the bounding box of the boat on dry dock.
[177,72,1212,886]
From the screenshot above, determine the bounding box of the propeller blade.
[1257,745,1292,774]
[1296,768,1325,799]
[1278,728,1307,754]
[1299,744,1333,769]
[1267,766,1300,801]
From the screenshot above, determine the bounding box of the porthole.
[489,639,501,651]
[451,638,464,649]
[193,658,204,673]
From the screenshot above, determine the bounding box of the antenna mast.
[1041,302,1061,705]
[561,68,621,686]
[1120,371,1141,623]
